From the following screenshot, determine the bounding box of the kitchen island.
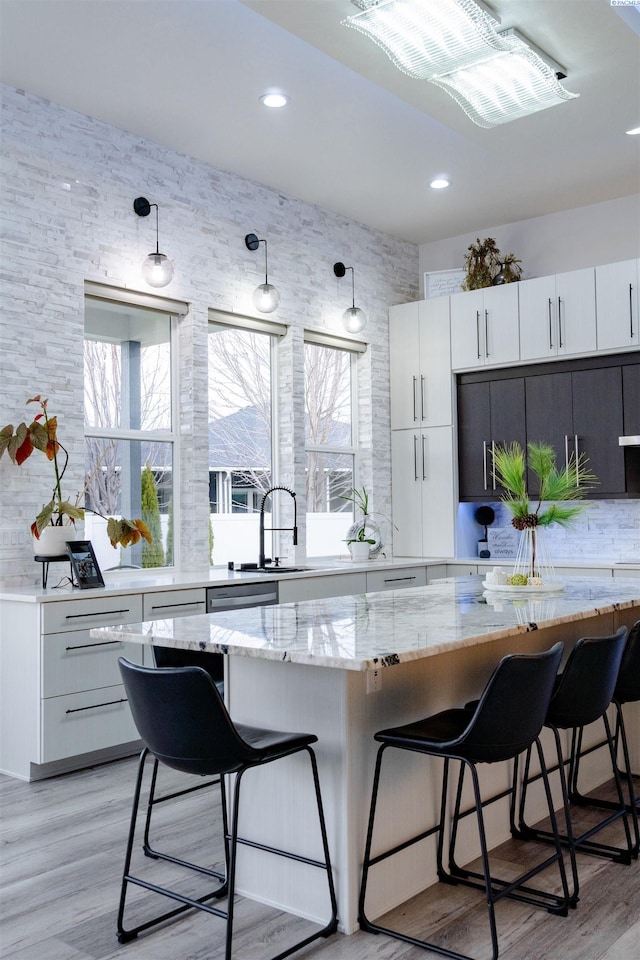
[92,576,640,933]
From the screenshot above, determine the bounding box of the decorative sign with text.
[424,269,465,300]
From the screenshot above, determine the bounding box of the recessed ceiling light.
[260,93,289,109]
[626,126,640,135]
[430,178,451,189]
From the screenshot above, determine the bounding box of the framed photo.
[66,540,105,590]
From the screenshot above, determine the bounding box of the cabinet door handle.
[422,434,427,481]
[548,298,554,349]
[65,639,122,651]
[491,440,496,490]
[558,296,563,348]
[484,309,489,357]
[420,375,425,421]
[413,434,419,481]
[147,601,202,613]
[630,283,635,339]
[412,376,417,421]
[64,608,131,621]
[66,698,128,715]
[564,434,569,473]
[574,434,580,486]
[476,311,481,359]
[483,440,488,491]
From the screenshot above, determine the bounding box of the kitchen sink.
[229,562,311,573]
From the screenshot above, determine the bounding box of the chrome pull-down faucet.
[258,486,298,569]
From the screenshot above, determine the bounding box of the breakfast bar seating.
[514,627,635,898]
[570,619,640,857]
[90,576,640,934]
[116,658,338,959]
[358,643,570,960]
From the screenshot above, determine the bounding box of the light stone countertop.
[0,557,425,603]
[91,575,640,672]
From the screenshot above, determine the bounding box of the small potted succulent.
[0,395,152,556]
[341,486,380,560]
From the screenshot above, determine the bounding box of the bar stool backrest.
[547,627,628,729]
[119,657,254,776]
[152,644,224,690]
[614,620,640,705]
[460,642,563,763]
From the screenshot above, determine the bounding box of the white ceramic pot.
[348,540,371,561]
[33,525,73,557]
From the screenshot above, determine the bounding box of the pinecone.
[511,514,539,530]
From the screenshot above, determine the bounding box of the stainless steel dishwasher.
[206,580,279,612]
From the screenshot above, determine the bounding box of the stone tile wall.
[0,84,418,585]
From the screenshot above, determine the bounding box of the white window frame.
[303,330,366,528]
[83,281,186,568]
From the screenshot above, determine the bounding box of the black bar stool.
[514,626,633,902]
[359,642,568,960]
[569,620,640,858]
[117,658,338,960]
[141,646,226,865]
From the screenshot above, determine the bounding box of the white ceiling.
[0,0,638,245]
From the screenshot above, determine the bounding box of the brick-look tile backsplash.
[0,84,418,586]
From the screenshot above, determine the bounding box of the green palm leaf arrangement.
[492,441,598,583]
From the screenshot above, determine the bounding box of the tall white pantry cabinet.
[389,298,456,558]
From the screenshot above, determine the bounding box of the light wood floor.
[1,756,638,960]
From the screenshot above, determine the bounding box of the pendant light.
[334,262,367,333]
[245,233,280,313]
[133,196,174,288]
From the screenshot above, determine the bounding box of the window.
[304,332,365,557]
[208,311,285,563]
[84,287,183,571]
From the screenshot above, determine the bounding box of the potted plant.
[491,441,598,586]
[462,237,522,290]
[341,486,380,560]
[0,395,152,555]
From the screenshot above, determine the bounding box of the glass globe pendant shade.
[342,306,366,334]
[253,282,280,314]
[142,251,174,288]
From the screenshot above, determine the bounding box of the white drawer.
[42,630,144,698]
[143,588,206,620]
[40,684,139,763]
[42,594,143,635]
[366,567,427,593]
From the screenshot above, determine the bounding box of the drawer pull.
[383,576,416,583]
[65,639,122,651]
[66,698,127,714]
[149,601,202,612]
[65,608,132,621]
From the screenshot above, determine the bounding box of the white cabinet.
[1,587,213,781]
[389,297,452,429]
[391,426,456,558]
[519,268,596,362]
[277,572,367,603]
[142,588,206,619]
[366,566,427,592]
[596,259,640,352]
[450,284,519,371]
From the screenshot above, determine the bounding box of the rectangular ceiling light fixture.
[344,0,578,127]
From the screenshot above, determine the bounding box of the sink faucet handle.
[273,557,285,567]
